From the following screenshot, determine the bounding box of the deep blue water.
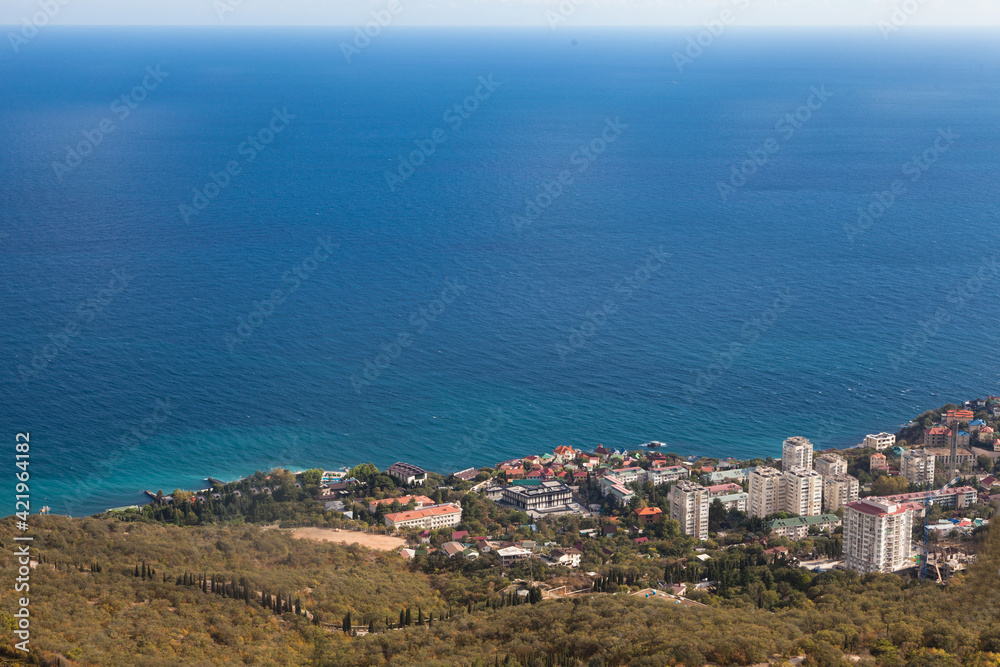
[2,27,999,516]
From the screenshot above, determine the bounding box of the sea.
[1,27,999,516]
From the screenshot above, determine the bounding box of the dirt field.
[290,527,407,551]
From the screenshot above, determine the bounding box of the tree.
[871,475,908,497]
[342,612,352,634]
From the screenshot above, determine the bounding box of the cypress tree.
[405,607,412,626]
[399,609,405,628]
[368,620,375,634]
[343,612,352,633]
[134,564,140,577]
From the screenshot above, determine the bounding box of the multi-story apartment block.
[669,480,709,539]
[598,475,635,506]
[877,486,977,512]
[864,433,896,450]
[770,513,841,540]
[814,452,848,478]
[714,492,748,512]
[384,503,463,531]
[900,449,935,486]
[500,481,574,513]
[843,498,914,573]
[749,466,784,518]
[783,467,823,517]
[822,473,859,512]
[782,436,814,472]
[923,427,951,449]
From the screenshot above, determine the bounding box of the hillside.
[1,515,999,666]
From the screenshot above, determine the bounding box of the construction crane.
[919,476,961,581]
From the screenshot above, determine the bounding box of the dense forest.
[1,512,998,666]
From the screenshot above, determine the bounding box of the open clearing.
[290,527,407,551]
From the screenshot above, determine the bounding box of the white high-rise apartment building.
[844,498,914,573]
[749,466,784,518]
[900,449,935,486]
[782,467,823,516]
[669,480,709,539]
[814,452,847,478]
[782,436,814,472]
[822,473,859,512]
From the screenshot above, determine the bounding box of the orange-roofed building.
[944,409,975,425]
[368,495,435,514]
[636,507,663,525]
[384,503,463,531]
[924,427,952,448]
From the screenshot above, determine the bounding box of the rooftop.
[384,503,462,523]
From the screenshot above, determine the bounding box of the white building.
[782,436,814,472]
[900,449,935,486]
[843,498,914,574]
[383,503,462,531]
[599,475,634,506]
[864,433,896,451]
[669,480,709,539]
[387,462,427,485]
[549,547,582,568]
[814,453,847,478]
[783,467,823,517]
[749,466,783,518]
[713,491,748,512]
[822,473,860,512]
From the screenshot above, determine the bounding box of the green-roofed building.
[769,514,841,540]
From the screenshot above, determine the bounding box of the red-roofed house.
[368,495,435,514]
[636,507,663,525]
[924,427,952,448]
[944,409,975,425]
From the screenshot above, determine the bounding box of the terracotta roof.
[637,507,662,516]
[370,495,434,509]
[385,503,462,523]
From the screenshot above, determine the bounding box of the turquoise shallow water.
[2,28,999,515]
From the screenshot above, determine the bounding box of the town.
[130,398,998,611]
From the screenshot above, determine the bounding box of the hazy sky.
[2,0,999,27]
